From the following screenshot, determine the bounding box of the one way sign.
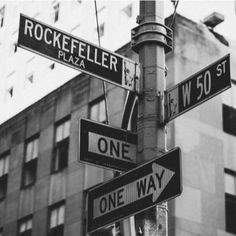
[87,147,182,233]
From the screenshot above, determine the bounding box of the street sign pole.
[131,0,172,235]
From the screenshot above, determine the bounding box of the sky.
[2,0,235,40]
[164,0,236,41]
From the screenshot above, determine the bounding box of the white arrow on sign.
[93,163,175,218]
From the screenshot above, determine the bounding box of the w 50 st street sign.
[18,14,139,92]
[87,148,182,233]
[166,54,231,121]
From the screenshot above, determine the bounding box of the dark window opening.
[89,97,107,123]
[22,159,37,188]
[52,138,69,173]
[53,3,60,22]
[52,118,70,173]
[0,151,9,200]
[0,174,8,200]
[225,193,236,234]
[13,42,17,53]
[48,201,65,236]
[98,23,105,37]
[225,168,236,234]
[222,104,236,136]
[27,74,34,84]
[123,4,132,18]
[48,224,63,236]
[18,216,32,236]
[7,87,14,98]
[0,6,5,28]
[21,136,38,188]
[50,63,55,70]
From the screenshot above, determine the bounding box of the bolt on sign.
[17,14,139,91]
[79,118,137,172]
[87,147,182,233]
[166,54,231,122]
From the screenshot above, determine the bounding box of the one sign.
[79,118,137,172]
[87,147,182,233]
[166,54,231,121]
[18,14,139,91]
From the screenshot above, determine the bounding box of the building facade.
[0,3,236,236]
[167,14,236,236]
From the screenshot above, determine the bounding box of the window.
[0,152,9,200]
[5,70,15,100]
[14,42,17,53]
[18,216,32,236]
[48,202,65,236]
[52,118,70,173]
[5,87,14,101]
[21,136,39,188]
[223,104,236,136]
[10,30,18,55]
[25,73,34,89]
[10,41,17,56]
[98,23,105,37]
[26,73,34,85]
[225,169,236,234]
[0,6,5,28]
[25,57,35,88]
[123,4,132,18]
[90,97,106,123]
[49,63,55,70]
[53,3,60,22]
